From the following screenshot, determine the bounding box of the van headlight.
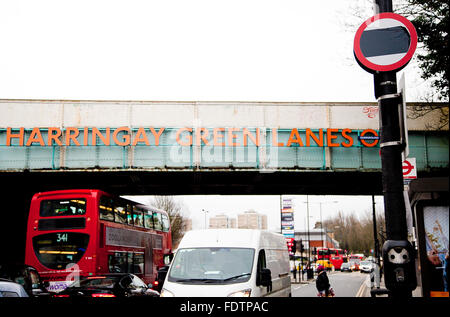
[160,288,174,297]
[228,289,251,297]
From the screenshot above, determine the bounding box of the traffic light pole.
[376,71,408,242]
[374,0,415,298]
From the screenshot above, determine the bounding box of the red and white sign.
[402,157,417,180]
[354,12,417,73]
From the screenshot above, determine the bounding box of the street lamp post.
[298,197,337,277]
[318,201,338,249]
[296,197,339,279]
[306,195,311,268]
[320,203,324,248]
[202,209,209,229]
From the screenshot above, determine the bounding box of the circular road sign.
[354,12,417,73]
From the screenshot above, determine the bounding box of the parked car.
[359,261,374,273]
[0,279,29,297]
[53,274,160,298]
[0,263,50,297]
[340,262,352,272]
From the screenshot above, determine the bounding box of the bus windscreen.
[32,232,89,270]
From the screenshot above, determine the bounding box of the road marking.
[365,275,371,287]
[356,277,369,297]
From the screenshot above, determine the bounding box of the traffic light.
[292,240,297,254]
[300,243,304,253]
[285,238,294,253]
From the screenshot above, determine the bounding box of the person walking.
[316,265,334,297]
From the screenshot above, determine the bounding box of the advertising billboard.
[416,201,449,297]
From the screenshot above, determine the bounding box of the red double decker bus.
[317,247,345,270]
[330,248,343,257]
[316,247,331,260]
[25,189,172,292]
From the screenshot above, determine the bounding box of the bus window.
[108,252,128,273]
[127,253,133,273]
[162,214,170,232]
[114,201,127,224]
[133,206,144,227]
[126,204,133,225]
[99,197,114,222]
[153,212,162,231]
[144,211,154,229]
[133,253,144,274]
[108,252,145,274]
[40,199,86,217]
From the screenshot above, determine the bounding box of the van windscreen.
[168,248,254,284]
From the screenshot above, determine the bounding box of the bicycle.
[317,287,335,297]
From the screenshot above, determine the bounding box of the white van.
[160,229,291,297]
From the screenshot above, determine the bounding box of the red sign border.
[354,12,418,72]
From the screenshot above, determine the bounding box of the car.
[0,263,50,297]
[365,256,375,262]
[349,261,360,271]
[0,279,29,297]
[53,274,160,298]
[340,262,352,272]
[359,261,374,273]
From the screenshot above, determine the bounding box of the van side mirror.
[164,253,173,265]
[259,268,272,291]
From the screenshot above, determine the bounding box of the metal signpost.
[281,197,296,280]
[354,0,418,298]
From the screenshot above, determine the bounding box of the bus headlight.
[160,288,174,297]
[228,289,251,297]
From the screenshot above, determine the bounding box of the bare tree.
[323,210,386,255]
[149,196,189,249]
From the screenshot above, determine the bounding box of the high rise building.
[209,214,236,229]
[237,210,267,230]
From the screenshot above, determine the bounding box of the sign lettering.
[4,127,379,148]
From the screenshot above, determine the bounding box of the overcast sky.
[123,194,386,232]
[2,0,422,231]
[0,0,429,102]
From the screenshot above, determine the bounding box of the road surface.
[291,271,368,297]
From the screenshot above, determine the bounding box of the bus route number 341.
[57,233,69,243]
